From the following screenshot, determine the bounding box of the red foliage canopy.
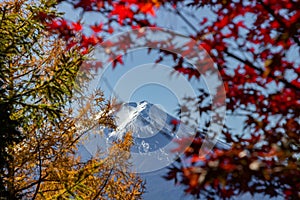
[46,0,300,199]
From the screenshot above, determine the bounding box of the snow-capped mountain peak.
[80,101,234,200]
[109,101,177,140]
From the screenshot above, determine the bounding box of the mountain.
[108,101,207,173]
[80,101,196,199]
[107,101,195,199]
[80,101,273,200]
[110,101,191,151]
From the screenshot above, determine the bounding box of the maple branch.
[176,9,300,90]
[258,0,300,47]
[223,50,300,91]
[175,8,198,33]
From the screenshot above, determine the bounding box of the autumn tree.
[50,0,300,199]
[0,0,144,199]
[6,92,144,199]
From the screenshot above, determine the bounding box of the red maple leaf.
[71,21,82,31]
[90,23,103,33]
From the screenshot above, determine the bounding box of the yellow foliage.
[0,0,145,199]
[5,92,145,199]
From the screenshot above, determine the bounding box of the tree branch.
[258,0,300,47]
[224,50,300,91]
[173,6,300,91]
[32,138,43,200]
[92,168,113,200]
[175,8,198,33]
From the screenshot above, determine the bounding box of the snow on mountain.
[108,101,204,172]
[78,101,195,199]
[107,101,195,199]
[79,101,280,200]
[110,101,183,150]
[109,101,229,155]
[110,101,172,139]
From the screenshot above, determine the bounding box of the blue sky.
[58,3,206,116]
[58,2,245,134]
